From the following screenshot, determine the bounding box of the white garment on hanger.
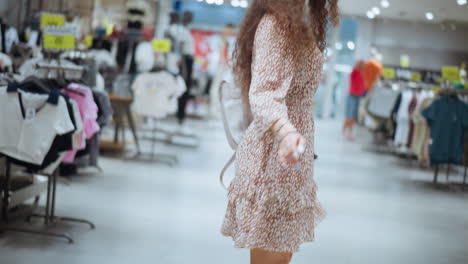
[394,90,413,149]
[132,71,183,118]
[89,49,117,69]
[0,52,12,72]
[368,85,400,119]
[0,88,75,165]
[5,27,19,53]
[42,100,83,174]
[27,30,39,48]
[96,73,105,91]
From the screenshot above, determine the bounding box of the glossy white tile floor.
[1,119,467,264]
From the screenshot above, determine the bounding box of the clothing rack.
[1,55,97,243]
[1,157,77,243]
[366,81,468,189]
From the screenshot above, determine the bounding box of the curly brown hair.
[233,0,339,102]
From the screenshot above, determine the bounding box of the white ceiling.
[340,0,468,23]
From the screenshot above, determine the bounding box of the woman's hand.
[273,119,306,168]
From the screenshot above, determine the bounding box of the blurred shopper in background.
[343,60,365,141]
[220,0,339,263]
[177,11,195,130]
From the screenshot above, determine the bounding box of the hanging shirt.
[5,27,19,53]
[411,96,434,161]
[422,95,468,165]
[393,90,413,149]
[62,84,100,163]
[367,85,400,119]
[348,68,365,97]
[132,71,181,118]
[0,86,74,165]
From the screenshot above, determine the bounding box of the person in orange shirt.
[363,59,383,92]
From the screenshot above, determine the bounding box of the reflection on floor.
[1,119,467,264]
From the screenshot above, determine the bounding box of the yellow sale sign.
[382,68,396,80]
[442,66,460,82]
[152,39,171,53]
[40,13,65,29]
[43,34,75,50]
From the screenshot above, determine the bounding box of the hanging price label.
[40,13,65,29]
[442,66,460,82]
[152,39,171,53]
[382,68,396,80]
[43,27,75,50]
[410,73,422,82]
[43,34,75,49]
[84,35,93,48]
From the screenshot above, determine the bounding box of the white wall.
[356,17,468,70]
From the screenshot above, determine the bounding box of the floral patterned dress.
[221,14,325,253]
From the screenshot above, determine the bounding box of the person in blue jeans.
[343,60,365,141]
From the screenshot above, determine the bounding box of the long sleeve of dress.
[249,16,294,133]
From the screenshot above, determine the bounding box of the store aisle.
[1,120,467,264]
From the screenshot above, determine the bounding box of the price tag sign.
[43,27,75,50]
[40,13,65,29]
[410,73,421,82]
[84,35,93,48]
[152,39,171,53]
[400,55,410,68]
[442,66,460,82]
[382,68,396,80]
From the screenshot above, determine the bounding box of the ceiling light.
[197,0,204,2]
[372,7,381,15]
[215,0,224,5]
[457,0,467,5]
[347,41,355,50]
[335,42,343,50]
[206,0,215,4]
[231,0,240,7]
[367,10,375,19]
[425,12,434,20]
[325,47,333,57]
[239,0,248,8]
[381,0,390,8]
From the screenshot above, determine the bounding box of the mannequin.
[176,11,195,128]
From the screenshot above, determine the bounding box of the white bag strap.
[220,152,236,190]
[218,80,238,149]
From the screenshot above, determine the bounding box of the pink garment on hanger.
[62,83,100,163]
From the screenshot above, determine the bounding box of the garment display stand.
[103,94,141,153]
[26,168,96,243]
[131,117,178,166]
[140,125,200,149]
[1,158,74,243]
